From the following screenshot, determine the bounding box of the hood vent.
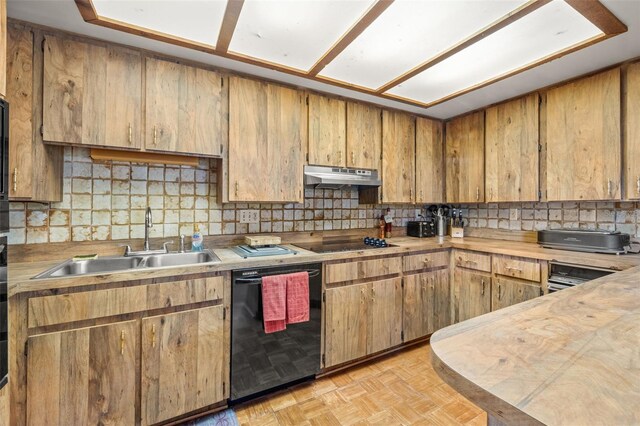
[304,165,381,190]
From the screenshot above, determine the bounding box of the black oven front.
[0,236,7,389]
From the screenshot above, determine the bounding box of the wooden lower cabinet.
[324,283,368,368]
[453,268,491,322]
[141,305,225,426]
[324,278,402,368]
[367,278,402,354]
[403,269,451,341]
[491,277,541,311]
[26,320,138,425]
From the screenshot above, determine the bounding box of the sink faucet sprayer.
[144,207,153,251]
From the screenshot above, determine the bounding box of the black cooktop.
[294,239,394,254]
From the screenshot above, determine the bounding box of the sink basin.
[33,250,221,279]
[143,250,219,268]
[34,256,145,279]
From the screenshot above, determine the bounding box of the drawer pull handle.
[607,179,612,196]
[128,123,132,144]
[351,151,355,165]
[13,168,17,192]
[120,330,126,355]
[153,126,158,145]
[497,284,502,300]
[151,324,156,348]
[506,266,523,272]
[464,259,478,265]
[481,280,485,295]
[476,186,480,201]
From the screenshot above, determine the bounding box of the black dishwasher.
[230,262,322,403]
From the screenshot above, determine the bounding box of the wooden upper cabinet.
[485,94,539,202]
[26,320,138,425]
[545,68,621,201]
[0,0,6,98]
[382,110,416,203]
[346,102,381,170]
[141,306,225,426]
[145,57,226,157]
[625,62,640,200]
[446,111,485,203]
[7,24,63,202]
[308,93,346,166]
[43,35,143,149]
[228,76,306,202]
[416,117,444,204]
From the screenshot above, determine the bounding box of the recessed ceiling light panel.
[319,0,529,89]
[92,0,226,47]
[229,0,374,71]
[387,0,604,105]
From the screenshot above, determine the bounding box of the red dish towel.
[286,272,310,324]
[261,274,287,334]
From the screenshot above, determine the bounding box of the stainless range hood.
[303,165,381,189]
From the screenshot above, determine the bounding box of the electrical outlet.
[239,210,259,224]
[509,208,520,221]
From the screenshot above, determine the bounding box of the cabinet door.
[367,278,402,354]
[446,111,485,203]
[308,93,346,166]
[229,76,305,202]
[453,268,491,323]
[145,57,225,156]
[625,62,640,199]
[324,283,368,367]
[7,25,33,199]
[43,35,143,149]
[415,117,444,203]
[26,320,138,425]
[485,93,539,202]
[546,68,620,201]
[492,278,541,311]
[346,102,381,170]
[382,110,415,203]
[431,268,452,331]
[403,273,430,341]
[141,305,225,426]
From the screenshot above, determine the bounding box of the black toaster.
[407,220,436,238]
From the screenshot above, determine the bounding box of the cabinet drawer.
[28,276,224,328]
[403,250,449,272]
[325,257,402,284]
[493,256,541,282]
[453,250,491,272]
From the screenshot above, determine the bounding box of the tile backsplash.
[8,147,420,245]
[10,147,640,245]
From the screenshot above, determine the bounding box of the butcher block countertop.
[430,265,640,426]
[9,236,640,296]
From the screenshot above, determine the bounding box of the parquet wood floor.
[234,343,486,425]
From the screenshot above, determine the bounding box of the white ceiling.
[7,0,640,120]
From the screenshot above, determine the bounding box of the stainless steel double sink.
[33,250,220,279]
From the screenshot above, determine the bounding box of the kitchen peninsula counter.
[430,265,640,425]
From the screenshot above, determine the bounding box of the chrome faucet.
[180,234,186,253]
[144,207,152,251]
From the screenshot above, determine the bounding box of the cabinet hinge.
[306,153,309,162]
[40,124,44,136]
[24,341,28,356]
[322,292,326,302]
[538,190,542,200]
[538,144,542,152]
[220,144,223,154]
[401,279,404,289]
[321,354,325,366]
[41,38,45,52]
[306,96,309,106]
[223,307,226,320]
[221,77,224,87]
[401,331,404,342]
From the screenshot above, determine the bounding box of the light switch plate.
[239,210,259,224]
[509,208,520,221]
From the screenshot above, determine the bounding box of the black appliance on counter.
[407,220,436,238]
[538,229,631,254]
[0,98,9,390]
[230,262,322,403]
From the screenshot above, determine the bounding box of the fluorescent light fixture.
[92,0,226,47]
[229,0,374,71]
[320,0,529,89]
[387,0,603,105]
